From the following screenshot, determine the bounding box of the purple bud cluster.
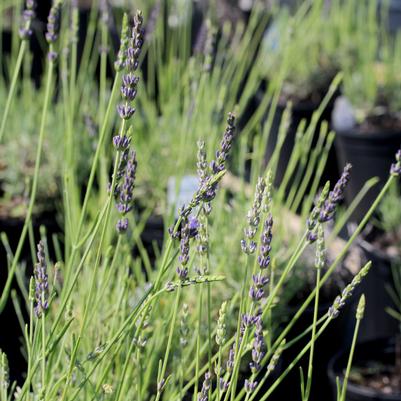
[197,140,212,214]
[249,215,272,302]
[219,378,230,392]
[113,134,131,151]
[319,164,352,223]
[390,149,401,176]
[114,150,137,234]
[306,182,329,243]
[176,219,191,280]
[34,241,49,318]
[244,379,257,394]
[249,316,266,374]
[211,113,236,174]
[19,0,36,40]
[226,346,235,373]
[198,372,211,401]
[45,1,62,44]
[116,11,143,120]
[241,178,266,254]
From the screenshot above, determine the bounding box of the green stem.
[303,267,321,401]
[339,319,361,401]
[155,287,181,401]
[0,40,27,143]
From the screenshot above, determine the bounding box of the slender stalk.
[0,41,27,143]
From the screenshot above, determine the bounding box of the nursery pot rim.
[328,337,401,400]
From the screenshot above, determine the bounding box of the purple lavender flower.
[126,11,144,72]
[242,313,256,327]
[219,378,230,392]
[257,215,273,269]
[45,0,62,44]
[19,0,36,40]
[249,317,265,374]
[248,215,272,302]
[319,164,352,223]
[244,379,257,394]
[116,218,129,234]
[241,178,266,254]
[188,215,200,238]
[306,182,329,243]
[113,135,131,151]
[117,104,136,120]
[390,149,401,176]
[211,113,236,174]
[177,219,190,280]
[34,241,49,318]
[115,150,137,215]
[198,372,211,401]
[226,346,235,373]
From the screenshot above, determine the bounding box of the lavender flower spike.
[34,241,49,318]
[116,150,137,214]
[241,177,266,254]
[319,164,352,223]
[19,0,36,40]
[390,149,401,176]
[211,112,236,174]
[177,219,190,280]
[249,317,266,374]
[198,372,211,401]
[45,0,62,44]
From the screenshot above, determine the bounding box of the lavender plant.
[0,3,400,401]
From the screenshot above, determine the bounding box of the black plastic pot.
[378,0,401,33]
[328,337,401,401]
[334,129,401,222]
[265,98,339,193]
[357,241,400,342]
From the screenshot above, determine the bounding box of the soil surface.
[350,362,401,396]
[357,112,401,134]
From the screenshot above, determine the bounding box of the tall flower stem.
[0,54,55,313]
[155,286,182,401]
[0,40,27,143]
